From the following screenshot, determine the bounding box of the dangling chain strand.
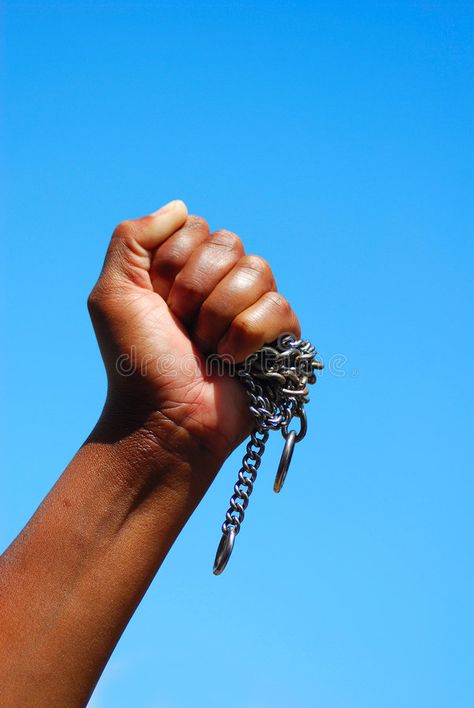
[213,334,323,575]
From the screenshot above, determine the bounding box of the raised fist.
[88,200,300,470]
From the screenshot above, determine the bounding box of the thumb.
[133,200,189,250]
[100,200,189,286]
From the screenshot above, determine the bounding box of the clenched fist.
[88,200,300,467]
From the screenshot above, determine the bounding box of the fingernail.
[152,200,184,216]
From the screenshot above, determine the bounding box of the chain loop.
[274,429,297,493]
[282,407,307,442]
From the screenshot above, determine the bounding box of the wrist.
[87,396,225,503]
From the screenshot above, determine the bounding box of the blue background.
[2,2,473,707]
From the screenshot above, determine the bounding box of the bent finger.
[194,255,276,353]
[150,215,210,299]
[167,229,244,324]
[217,292,300,363]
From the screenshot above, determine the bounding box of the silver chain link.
[213,334,323,574]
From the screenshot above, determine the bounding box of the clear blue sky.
[2,1,473,707]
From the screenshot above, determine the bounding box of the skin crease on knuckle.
[157,219,209,269]
[167,232,244,319]
[89,219,152,317]
[209,229,243,251]
[150,217,209,294]
[87,278,120,318]
[193,259,277,352]
[238,254,272,278]
[113,220,147,257]
[102,219,155,291]
[219,292,300,361]
[112,220,133,240]
[234,256,276,294]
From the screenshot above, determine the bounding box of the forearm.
[0,411,219,707]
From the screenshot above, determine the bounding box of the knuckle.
[86,288,99,314]
[211,229,244,253]
[263,292,300,335]
[187,215,209,232]
[113,220,135,240]
[240,254,272,277]
[232,314,258,340]
[87,283,107,315]
[112,220,143,255]
[155,245,184,274]
[172,273,203,300]
[265,291,291,313]
[87,278,119,317]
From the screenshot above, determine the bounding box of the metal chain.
[213,334,323,575]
